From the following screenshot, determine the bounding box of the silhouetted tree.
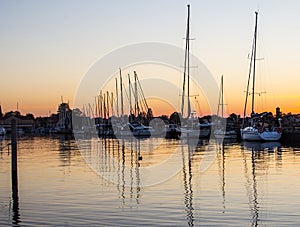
[170,112,181,125]
[25,113,35,120]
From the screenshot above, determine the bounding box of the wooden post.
[11,119,18,187]
[11,119,20,225]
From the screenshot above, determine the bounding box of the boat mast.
[251,11,258,116]
[128,74,133,120]
[119,69,124,117]
[115,77,119,117]
[217,75,224,118]
[242,11,258,128]
[134,71,139,117]
[111,92,114,116]
[181,4,191,118]
[95,96,98,118]
[106,91,110,118]
[221,75,224,118]
[187,5,191,118]
[103,93,106,119]
[98,91,102,118]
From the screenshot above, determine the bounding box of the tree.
[4,111,20,118]
[170,112,181,125]
[26,113,35,120]
[147,108,153,119]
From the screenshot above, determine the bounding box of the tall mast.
[115,77,119,117]
[97,93,101,119]
[221,75,224,118]
[217,75,224,118]
[99,91,103,119]
[111,92,114,116]
[103,92,106,119]
[242,11,258,128]
[251,11,258,116]
[134,71,138,117]
[106,91,110,118]
[187,4,191,118]
[181,4,191,118]
[95,96,98,118]
[128,74,132,119]
[119,69,124,117]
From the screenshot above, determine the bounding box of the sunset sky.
[1,0,300,117]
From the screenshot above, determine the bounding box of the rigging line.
[181,5,190,117]
[251,11,259,116]
[137,88,146,114]
[187,5,191,118]
[123,82,131,113]
[242,19,256,127]
[136,74,149,111]
[217,76,222,117]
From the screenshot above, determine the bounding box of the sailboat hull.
[240,127,261,141]
[259,131,281,141]
[241,127,282,141]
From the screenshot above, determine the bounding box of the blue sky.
[1,0,300,116]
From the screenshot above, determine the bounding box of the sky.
[0,0,300,117]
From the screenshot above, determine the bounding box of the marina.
[1,1,300,226]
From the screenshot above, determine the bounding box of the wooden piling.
[11,119,18,187]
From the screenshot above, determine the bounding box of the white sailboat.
[240,11,282,141]
[214,75,237,139]
[179,5,211,139]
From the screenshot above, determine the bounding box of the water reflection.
[95,137,142,207]
[57,135,79,168]
[2,136,300,226]
[240,141,281,226]
[11,180,20,227]
[181,141,194,226]
[242,141,281,152]
[216,142,226,213]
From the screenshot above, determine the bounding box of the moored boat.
[240,11,281,142]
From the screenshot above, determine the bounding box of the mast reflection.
[97,137,141,207]
[217,141,226,213]
[181,140,194,226]
[241,144,260,226]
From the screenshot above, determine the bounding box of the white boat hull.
[240,127,261,141]
[259,131,282,141]
[241,127,282,141]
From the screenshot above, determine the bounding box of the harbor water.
[1,135,300,226]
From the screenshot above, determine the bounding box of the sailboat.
[179,4,211,139]
[240,11,282,141]
[214,76,237,139]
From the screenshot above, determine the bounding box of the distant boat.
[240,11,281,141]
[114,122,152,138]
[180,112,211,138]
[213,75,237,139]
[0,127,6,136]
